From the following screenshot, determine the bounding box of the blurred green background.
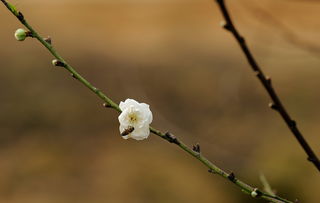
[0,0,320,202]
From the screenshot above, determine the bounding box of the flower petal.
[118,99,153,140]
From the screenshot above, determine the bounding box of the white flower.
[118,99,153,140]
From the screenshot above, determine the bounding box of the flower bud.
[52,59,66,67]
[251,188,260,198]
[14,28,28,41]
[251,190,258,198]
[44,36,52,44]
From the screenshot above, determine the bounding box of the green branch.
[0,1,293,202]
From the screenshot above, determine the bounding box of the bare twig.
[260,174,285,203]
[0,1,293,202]
[215,0,320,171]
[260,173,276,196]
[242,2,320,56]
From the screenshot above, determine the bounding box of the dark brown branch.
[215,0,320,171]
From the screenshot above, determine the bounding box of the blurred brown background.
[1,0,320,202]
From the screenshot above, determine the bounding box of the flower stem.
[0,1,293,202]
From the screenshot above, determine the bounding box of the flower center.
[128,113,138,123]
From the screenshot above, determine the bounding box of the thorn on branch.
[121,126,134,136]
[52,59,66,67]
[165,132,180,145]
[192,143,201,153]
[227,172,235,182]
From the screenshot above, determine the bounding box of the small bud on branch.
[44,36,52,44]
[268,102,278,110]
[266,76,272,85]
[251,188,262,198]
[227,172,235,182]
[220,21,232,31]
[14,28,31,41]
[52,59,66,67]
[103,103,112,108]
[165,132,179,144]
[192,143,201,153]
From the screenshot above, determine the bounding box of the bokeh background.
[1,0,320,202]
